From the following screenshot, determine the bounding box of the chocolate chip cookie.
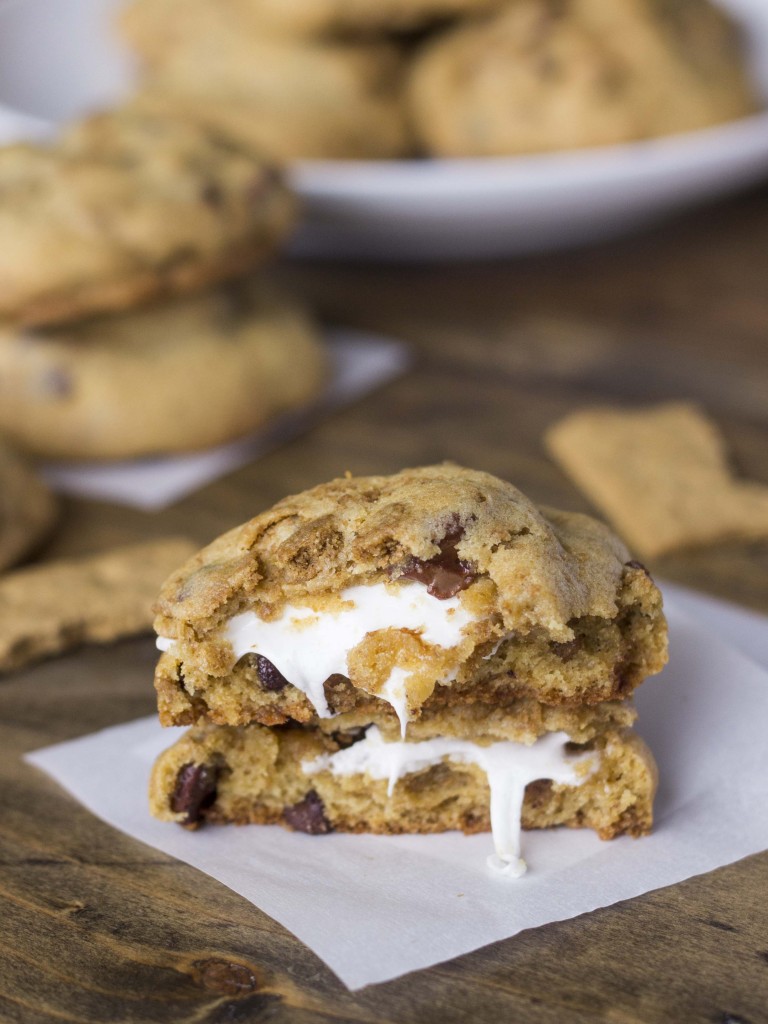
[0,281,326,460]
[149,464,666,874]
[150,719,657,843]
[122,2,409,160]
[407,0,757,157]
[152,464,667,730]
[0,100,296,327]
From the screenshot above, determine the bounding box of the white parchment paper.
[25,593,768,990]
[41,331,409,510]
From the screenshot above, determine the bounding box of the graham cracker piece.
[545,402,768,559]
[0,538,196,674]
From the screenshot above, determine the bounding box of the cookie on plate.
[153,464,667,730]
[407,0,757,157]
[0,282,326,460]
[0,441,57,573]
[0,100,296,328]
[123,2,409,160]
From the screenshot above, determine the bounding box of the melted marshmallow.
[304,727,595,877]
[158,582,479,731]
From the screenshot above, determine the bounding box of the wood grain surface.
[3,187,768,1023]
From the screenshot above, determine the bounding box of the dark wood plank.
[4,186,768,1023]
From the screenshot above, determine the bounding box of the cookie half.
[0,100,296,327]
[0,282,326,460]
[149,719,657,874]
[153,465,668,729]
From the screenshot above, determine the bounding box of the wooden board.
[3,187,768,1023]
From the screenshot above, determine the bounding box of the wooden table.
[4,188,768,1024]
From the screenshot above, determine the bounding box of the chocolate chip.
[398,525,476,599]
[551,637,583,662]
[171,762,220,827]
[256,655,289,692]
[525,779,552,809]
[330,726,368,749]
[201,181,223,207]
[283,790,332,834]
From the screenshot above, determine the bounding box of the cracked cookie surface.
[153,465,668,726]
[0,100,295,327]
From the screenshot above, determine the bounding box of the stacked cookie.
[149,465,668,876]
[0,100,326,460]
[120,0,756,161]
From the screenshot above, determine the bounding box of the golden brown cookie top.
[407,0,756,158]
[154,464,633,641]
[0,99,296,327]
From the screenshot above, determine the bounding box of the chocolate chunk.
[256,655,289,692]
[551,637,583,662]
[283,790,332,834]
[330,726,368,749]
[201,181,223,207]
[398,526,476,599]
[171,762,220,827]
[524,778,552,809]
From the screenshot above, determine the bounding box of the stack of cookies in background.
[0,99,327,461]
[149,465,668,876]
[120,0,757,162]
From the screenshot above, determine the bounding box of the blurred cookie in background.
[0,281,327,460]
[122,0,410,159]
[0,440,57,573]
[407,0,757,157]
[121,0,506,42]
[0,99,296,328]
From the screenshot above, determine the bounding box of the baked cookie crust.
[0,100,296,327]
[407,0,756,157]
[0,281,326,460]
[122,2,409,160]
[152,465,668,725]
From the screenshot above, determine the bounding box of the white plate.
[1,0,767,259]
